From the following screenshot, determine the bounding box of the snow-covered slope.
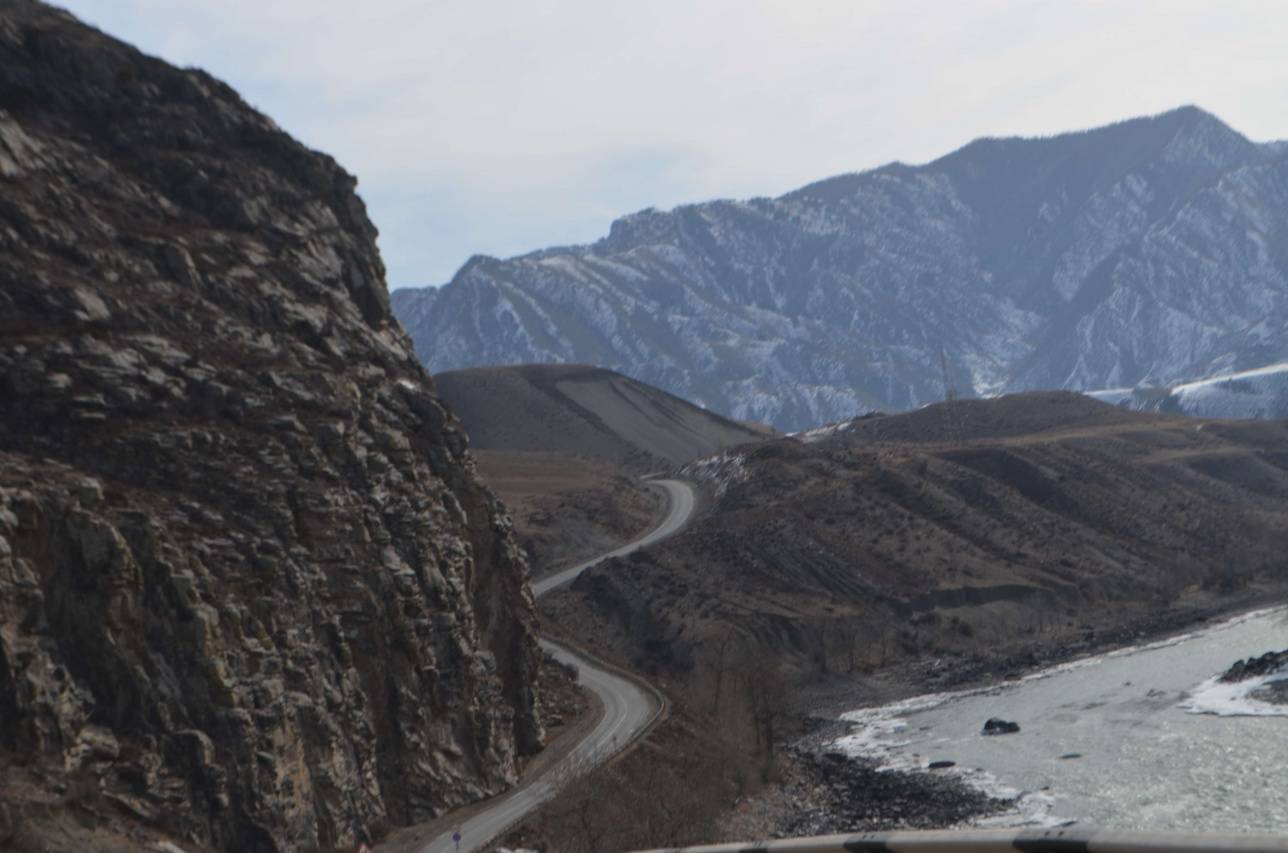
[394,107,1288,431]
[1089,363,1288,419]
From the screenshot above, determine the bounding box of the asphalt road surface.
[532,478,695,597]
[415,478,696,853]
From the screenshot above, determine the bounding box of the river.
[833,605,1288,832]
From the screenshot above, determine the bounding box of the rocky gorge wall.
[0,2,541,849]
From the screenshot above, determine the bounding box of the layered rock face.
[0,3,541,849]
[395,107,1288,431]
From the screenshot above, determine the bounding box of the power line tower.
[939,346,963,445]
[939,347,957,404]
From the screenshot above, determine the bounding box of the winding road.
[415,478,696,853]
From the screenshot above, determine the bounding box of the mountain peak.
[396,106,1288,431]
[1156,104,1255,168]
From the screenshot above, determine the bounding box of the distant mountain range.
[393,106,1288,431]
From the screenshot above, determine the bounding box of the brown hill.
[546,393,1288,695]
[433,364,771,578]
[434,364,771,471]
[0,4,539,850]
[837,390,1165,444]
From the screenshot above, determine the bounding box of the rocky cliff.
[0,2,541,850]
[394,107,1288,431]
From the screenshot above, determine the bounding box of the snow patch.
[1181,671,1288,718]
[680,451,748,498]
[1086,362,1288,419]
[790,420,856,444]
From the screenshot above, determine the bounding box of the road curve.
[415,479,696,853]
[533,478,696,597]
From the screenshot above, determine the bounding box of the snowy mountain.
[1090,363,1288,419]
[393,107,1288,431]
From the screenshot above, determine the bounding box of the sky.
[57,1,1288,290]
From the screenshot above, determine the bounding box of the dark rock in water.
[1249,678,1288,706]
[928,760,956,769]
[982,718,1021,735]
[1220,649,1288,683]
[0,3,542,850]
[1059,752,1082,760]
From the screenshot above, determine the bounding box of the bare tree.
[704,627,741,715]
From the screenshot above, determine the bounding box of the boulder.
[982,718,1021,735]
[1219,649,1288,683]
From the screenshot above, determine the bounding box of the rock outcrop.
[394,106,1288,431]
[981,719,1020,736]
[1219,650,1288,684]
[0,3,541,849]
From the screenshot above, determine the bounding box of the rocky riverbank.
[1220,649,1288,683]
[1219,648,1288,705]
[721,718,1010,841]
[783,748,1011,835]
[718,589,1288,845]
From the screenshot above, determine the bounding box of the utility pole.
[939,347,957,404]
[939,346,963,445]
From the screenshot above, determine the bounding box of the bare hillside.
[435,364,771,471]
[435,364,771,577]
[472,449,664,578]
[546,393,1288,691]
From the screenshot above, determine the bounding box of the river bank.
[806,582,1288,720]
[722,583,1288,841]
[826,601,1288,832]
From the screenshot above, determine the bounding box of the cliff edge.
[0,2,541,849]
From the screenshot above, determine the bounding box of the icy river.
[834,605,1288,832]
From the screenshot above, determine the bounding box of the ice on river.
[832,606,1288,832]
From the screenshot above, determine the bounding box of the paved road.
[416,479,696,853]
[533,478,695,597]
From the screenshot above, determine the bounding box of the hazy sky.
[58,1,1288,289]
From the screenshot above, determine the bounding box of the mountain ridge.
[395,105,1288,430]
